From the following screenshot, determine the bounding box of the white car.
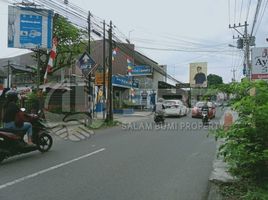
[163,100,188,117]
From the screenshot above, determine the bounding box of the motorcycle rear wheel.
[37,133,53,153]
[0,152,6,163]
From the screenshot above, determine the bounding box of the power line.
[239,0,244,22]
[254,0,268,35]
[246,0,252,21]
[250,0,263,36]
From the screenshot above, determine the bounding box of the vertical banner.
[189,62,207,88]
[8,6,53,49]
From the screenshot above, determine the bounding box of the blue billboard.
[131,65,152,76]
[8,6,53,49]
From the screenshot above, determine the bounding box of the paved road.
[0,110,222,200]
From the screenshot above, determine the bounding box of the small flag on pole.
[127,57,133,76]
[43,37,57,91]
[112,48,118,61]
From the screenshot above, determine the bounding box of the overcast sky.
[0,0,267,83]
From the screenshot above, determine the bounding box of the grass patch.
[88,119,121,129]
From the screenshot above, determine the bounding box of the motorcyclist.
[2,90,34,145]
[155,98,165,116]
[201,101,209,122]
[201,101,209,112]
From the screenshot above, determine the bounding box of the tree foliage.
[215,80,268,180]
[33,14,87,80]
[207,74,223,87]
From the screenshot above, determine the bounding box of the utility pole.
[87,11,94,118]
[244,22,251,80]
[102,20,106,120]
[7,60,10,88]
[107,21,113,121]
[231,69,236,82]
[37,49,41,91]
[229,21,251,80]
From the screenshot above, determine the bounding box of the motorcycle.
[0,109,53,163]
[154,111,165,124]
[201,110,209,125]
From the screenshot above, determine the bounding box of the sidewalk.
[95,111,153,124]
[44,111,153,128]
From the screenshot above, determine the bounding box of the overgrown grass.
[220,180,268,200]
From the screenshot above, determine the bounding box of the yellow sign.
[95,72,108,86]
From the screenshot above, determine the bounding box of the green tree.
[207,74,223,87]
[33,14,87,81]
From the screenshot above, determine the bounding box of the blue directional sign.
[77,52,97,76]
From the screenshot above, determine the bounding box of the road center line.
[0,148,106,190]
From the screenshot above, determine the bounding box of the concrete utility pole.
[87,11,94,117]
[7,60,10,88]
[244,22,251,80]
[231,69,236,82]
[37,49,41,90]
[229,21,251,80]
[107,21,113,121]
[103,20,106,120]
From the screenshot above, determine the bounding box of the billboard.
[251,47,268,80]
[8,6,53,49]
[189,62,207,88]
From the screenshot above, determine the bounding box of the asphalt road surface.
[0,110,223,200]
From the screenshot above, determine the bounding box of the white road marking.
[0,148,106,190]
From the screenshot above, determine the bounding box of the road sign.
[77,52,97,77]
[176,83,190,88]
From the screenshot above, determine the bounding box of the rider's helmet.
[6,90,19,102]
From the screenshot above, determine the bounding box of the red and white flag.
[44,37,58,84]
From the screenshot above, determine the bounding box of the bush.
[215,80,268,180]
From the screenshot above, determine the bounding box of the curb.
[206,139,236,200]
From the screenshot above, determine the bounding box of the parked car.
[191,101,216,119]
[163,100,188,117]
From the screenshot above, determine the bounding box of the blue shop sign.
[131,65,152,76]
[112,75,139,88]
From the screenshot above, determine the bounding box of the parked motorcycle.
[0,109,53,163]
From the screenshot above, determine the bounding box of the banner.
[189,62,207,88]
[8,6,53,49]
[251,47,268,80]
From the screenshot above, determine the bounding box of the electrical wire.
[239,0,244,22]
[246,0,252,21]
[254,0,268,35]
[250,0,263,36]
